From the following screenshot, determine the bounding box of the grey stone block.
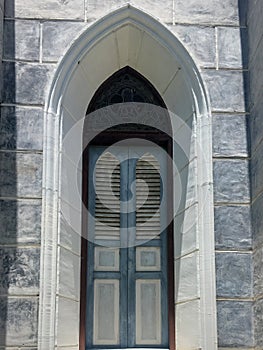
[3,20,40,61]
[0,8,3,35]
[238,0,248,26]
[85,0,172,23]
[250,88,263,153]
[134,0,173,23]
[248,0,263,60]
[212,114,248,157]
[251,140,263,199]
[249,36,263,107]
[0,4,3,97]
[252,192,263,247]
[4,0,84,20]
[254,297,263,348]
[214,205,252,250]
[216,252,252,298]
[253,247,263,297]
[218,27,247,69]
[0,12,3,42]
[0,106,43,150]
[42,21,86,62]
[0,9,2,99]
[0,348,37,350]
[169,24,215,67]
[0,247,39,295]
[0,297,38,346]
[0,152,42,198]
[4,0,14,17]
[173,0,245,25]
[0,10,4,38]
[213,160,250,203]
[203,69,247,112]
[0,0,4,13]
[0,200,41,245]
[2,62,55,105]
[2,61,16,103]
[217,301,254,347]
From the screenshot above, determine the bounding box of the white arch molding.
[39,5,217,350]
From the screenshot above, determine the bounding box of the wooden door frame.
[79,129,175,350]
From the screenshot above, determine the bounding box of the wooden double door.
[86,145,169,349]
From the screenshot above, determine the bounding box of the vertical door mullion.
[120,156,129,348]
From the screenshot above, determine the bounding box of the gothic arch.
[39,5,217,349]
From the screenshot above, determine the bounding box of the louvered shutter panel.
[136,153,161,241]
[95,152,120,241]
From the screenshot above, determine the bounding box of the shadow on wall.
[0,0,17,347]
[0,0,34,347]
[243,0,263,348]
[238,0,250,155]
[237,0,254,347]
[1,0,45,345]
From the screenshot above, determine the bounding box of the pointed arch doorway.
[80,66,175,350]
[39,5,217,350]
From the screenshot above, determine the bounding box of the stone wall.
[0,0,254,349]
[0,1,43,348]
[248,0,263,349]
[0,0,3,98]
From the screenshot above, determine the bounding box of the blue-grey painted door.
[86,146,168,349]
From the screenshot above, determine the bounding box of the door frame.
[80,130,175,350]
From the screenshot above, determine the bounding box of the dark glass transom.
[87,66,166,113]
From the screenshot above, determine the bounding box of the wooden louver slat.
[136,153,161,240]
[95,152,120,241]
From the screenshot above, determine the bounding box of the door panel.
[93,279,120,345]
[135,280,161,345]
[136,247,161,271]
[94,247,120,271]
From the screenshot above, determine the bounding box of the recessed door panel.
[136,280,161,345]
[93,279,120,345]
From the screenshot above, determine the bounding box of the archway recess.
[39,4,217,350]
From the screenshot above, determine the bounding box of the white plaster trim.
[196,109,218,349]
[39,5,217,350]
[38,111,61,349]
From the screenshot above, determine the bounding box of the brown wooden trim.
[167,139,175,350]
[79,147,89,350]
[167,220,175,350]
[79,237,87,350]
[86,128,171,148]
